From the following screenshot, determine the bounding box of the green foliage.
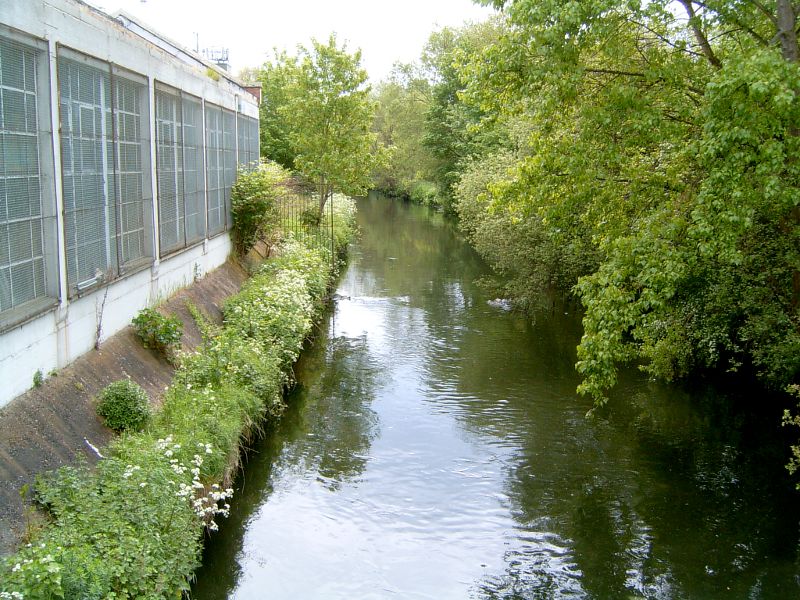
[372,65,439,197]
[419,1,800,409]
[230,159,289,254]
[301,207,321,227]
[285,35,386,213]
[256,36,384,214]
[421,19,507,214]
[0,223,358,598]
[2,443,208,599]
[783,385,800,489]
[409,181,438,206]
[95,379,151,433]
[322,193,359,262]
[131,308,182,363]
[257,51,299,169]
[32,370,43,389]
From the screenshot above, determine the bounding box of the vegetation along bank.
[0,162,357,599]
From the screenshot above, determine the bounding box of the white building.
[0,0,260,407]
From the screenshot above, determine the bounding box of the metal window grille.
[113,75,152,267]
[222,108,236,229]
[237,113,259,171]
[248,115,259,166]
[0,36,50,313]
[182,95,205,243]
[155,88,183,253]
[205,103,225,235]
[59,54,152,295]
[155,85,205,254]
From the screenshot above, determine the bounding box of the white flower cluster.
[122,465,141,479]
[156,437,233,533]
[191,483,233,532]
[4,550,61,596]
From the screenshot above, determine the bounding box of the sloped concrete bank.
[0,260,249,556]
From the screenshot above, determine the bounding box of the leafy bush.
[409,180,438,206]
[176,332,286,419]
[96,379,151,433]
[300,207,321,227]
[231,160,290,254]
[132,308,182,363]
[1,437,229,599]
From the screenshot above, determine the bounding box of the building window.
[237,113,259,171]
[58,51,153,295]
[155,84,205,255]
[205,102,236,236]
[0,32,57,322]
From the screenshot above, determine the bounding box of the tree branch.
[677,0,723,68]
[692,0,773,45]
[628,17,706,57]
[744,0,780,25]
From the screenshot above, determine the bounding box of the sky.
[86,0,495,82]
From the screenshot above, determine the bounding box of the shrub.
[2,436,229,599]
[95,380,151,433]
[231,160,290,254]
[409,180,438,206]
[132,308,182,363]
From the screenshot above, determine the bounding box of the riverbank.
[0,259,248,557]
[0,197,355,597]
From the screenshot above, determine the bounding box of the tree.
[257,51,299,170]
[372,63,438,198]
[420,19,505,214]
[283,35,383,216]
[455,1,799,403]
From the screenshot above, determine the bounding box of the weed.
[132,308,183,364]
[95,379,151,433]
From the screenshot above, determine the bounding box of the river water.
[192,194,800,599]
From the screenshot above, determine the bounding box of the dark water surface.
[192,194,800,599]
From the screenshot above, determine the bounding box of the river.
[192,193,800,599]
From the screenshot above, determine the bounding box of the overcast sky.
[86,0,495,82]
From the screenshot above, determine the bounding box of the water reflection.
[193,194,800,599]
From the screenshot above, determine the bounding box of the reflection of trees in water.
[289,333,382,490]
[354,193,487,304]
[192,321,383,599]
[469,373,800,599]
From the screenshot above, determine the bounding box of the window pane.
[0,36,50,311]
[59,57,117,291]
[182,95,205,243]
[155,88,185,253]
[113,74,150,267]
[205,104,224,235]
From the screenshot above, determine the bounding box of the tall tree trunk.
[777,0,800,62]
